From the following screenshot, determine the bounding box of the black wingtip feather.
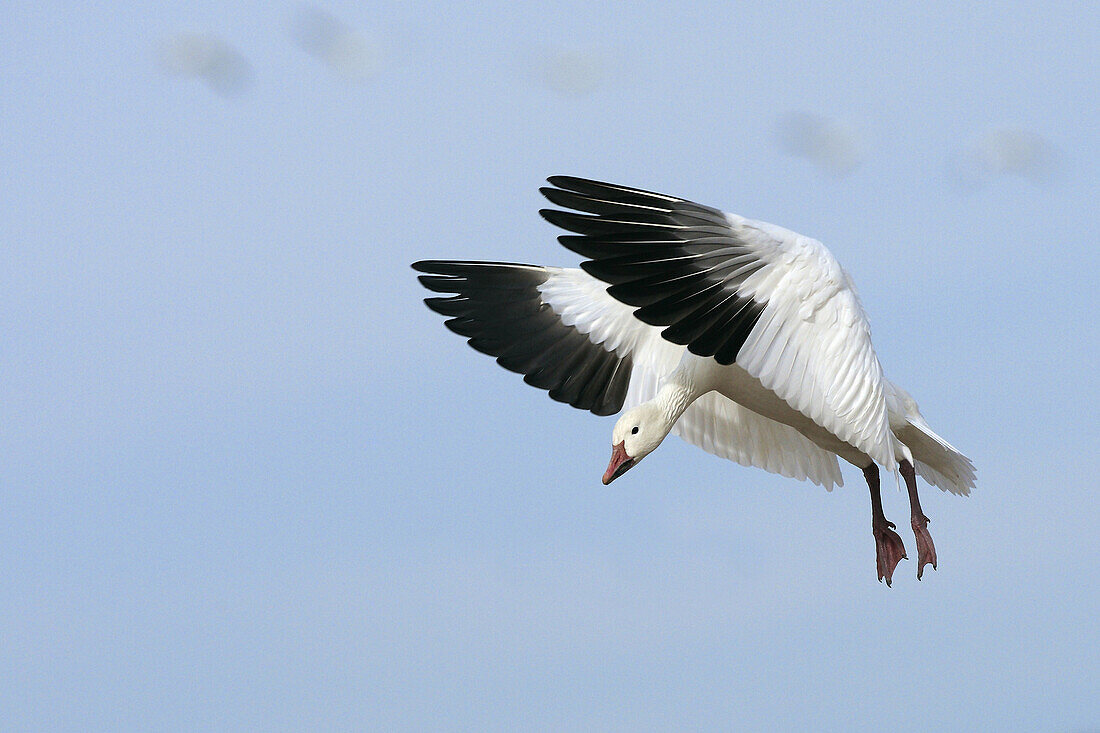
[545,176,682,205]
[538,208,598,235]
[541,186,675,219]
[417,274,461,293]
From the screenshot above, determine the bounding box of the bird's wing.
[540,176,896,468]
[413,261,635,415]
[414,261,843,487]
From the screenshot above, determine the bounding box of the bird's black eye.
[631,426,639,435]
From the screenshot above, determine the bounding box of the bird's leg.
[900,459,937,579]
[864,463,906,586]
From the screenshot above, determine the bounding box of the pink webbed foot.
[873,519,908,587]
[911,514,938,580]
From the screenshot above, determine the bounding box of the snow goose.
[413,176,975,585]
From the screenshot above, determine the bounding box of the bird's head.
[602,403,670,484]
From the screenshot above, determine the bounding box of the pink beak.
[602,441,636,485]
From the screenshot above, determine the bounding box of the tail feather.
[897,416,976,496]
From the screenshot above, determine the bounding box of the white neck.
[652,379,699,435]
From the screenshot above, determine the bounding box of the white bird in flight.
[413,176,975,585]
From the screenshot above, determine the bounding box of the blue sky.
[2,1,1098,730]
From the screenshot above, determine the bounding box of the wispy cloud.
[950,127,1060,186]
[774,111,864,176]
[159,32,253,97]
[291,6,381,83]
